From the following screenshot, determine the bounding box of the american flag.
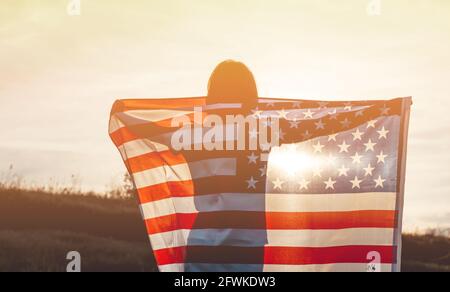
[109,96,411,272]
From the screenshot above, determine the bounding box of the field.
[0,188,449,272]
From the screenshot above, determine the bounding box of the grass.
[0,187,449,272]
[0,230,156,272]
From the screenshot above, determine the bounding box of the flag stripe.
[140,192,397,219]
[154,245,395,265]
[158,263,394,272]
[118,139,169,160]
[149,228,395,250]
[110,97,204,114]
[109,110,195,133]
[132,158,237,189]
[144,210,396,234]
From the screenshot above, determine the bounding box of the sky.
[1,0,449,230]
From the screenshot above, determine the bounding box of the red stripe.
[111,98,205,114]
[137,176,261,204]
[144,210,396,234]
[137,180,194,204]
[109,126,139,146]
[154,245,395,266]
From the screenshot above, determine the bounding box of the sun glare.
[268,145,318,177]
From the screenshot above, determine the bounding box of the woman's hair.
[207,60,258,106]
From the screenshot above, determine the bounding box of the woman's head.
[207,60,258,107]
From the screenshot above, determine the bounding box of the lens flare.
[268,145,317,177]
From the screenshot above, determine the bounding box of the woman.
[185,60,267,272]
[206,60,258,110]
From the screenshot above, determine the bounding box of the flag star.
[350,176,363,189]
[338,165,350,177]
[313,166,323,177]
[289,120,300,128]
[277,109,288,119]
[329,109,339,120]
[376,151,388,164]
[302,130,312,140]
[303,109,315,119]
[363,163,375,176]
[328,133,338,142]
[298,178,310,190]
[364,139,377,152]
[340,118,351,128]
[259,165,267,177]
[338,140,351,153]
[367,119,377,128]
[344,103,353,111]
[247,152,258,164]
[292,101,302,108]
[313,141,325,153]
[272,178,284,190]
[315,119,326,130]
[380,104,390,115]
[251,107,263,118]
[274,129,286,141]
[351,128,364,141]
[326,154,337,165]
[324,177,337,190]
[318,101,329,109]
[374,175,386,188]
[355,110,364,117]
[377,127,389,139]
[246,177,258,189]
[351,152,363,164]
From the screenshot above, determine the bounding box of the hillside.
[0,188,448,272]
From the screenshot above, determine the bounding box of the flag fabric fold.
[109,96,412,272]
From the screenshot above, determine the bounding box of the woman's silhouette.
[185,60,268,271]
[207,60,258,110]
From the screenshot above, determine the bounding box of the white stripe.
[139,192,396,220]
[157,263,393,272]
[133,163,191,189]
[204,103,242,110]
[267,192,397,212]
[109,103,243,133]
[109,110,194,133]
[115,122,243,158]
[158,263,185,272]
[118,139,169,159]
[109,116,125,133]
[149,228,395,250]
[133,158,236,189]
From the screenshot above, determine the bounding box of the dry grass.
[0,185,448,272]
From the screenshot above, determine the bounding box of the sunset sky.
[1,0,449,230]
